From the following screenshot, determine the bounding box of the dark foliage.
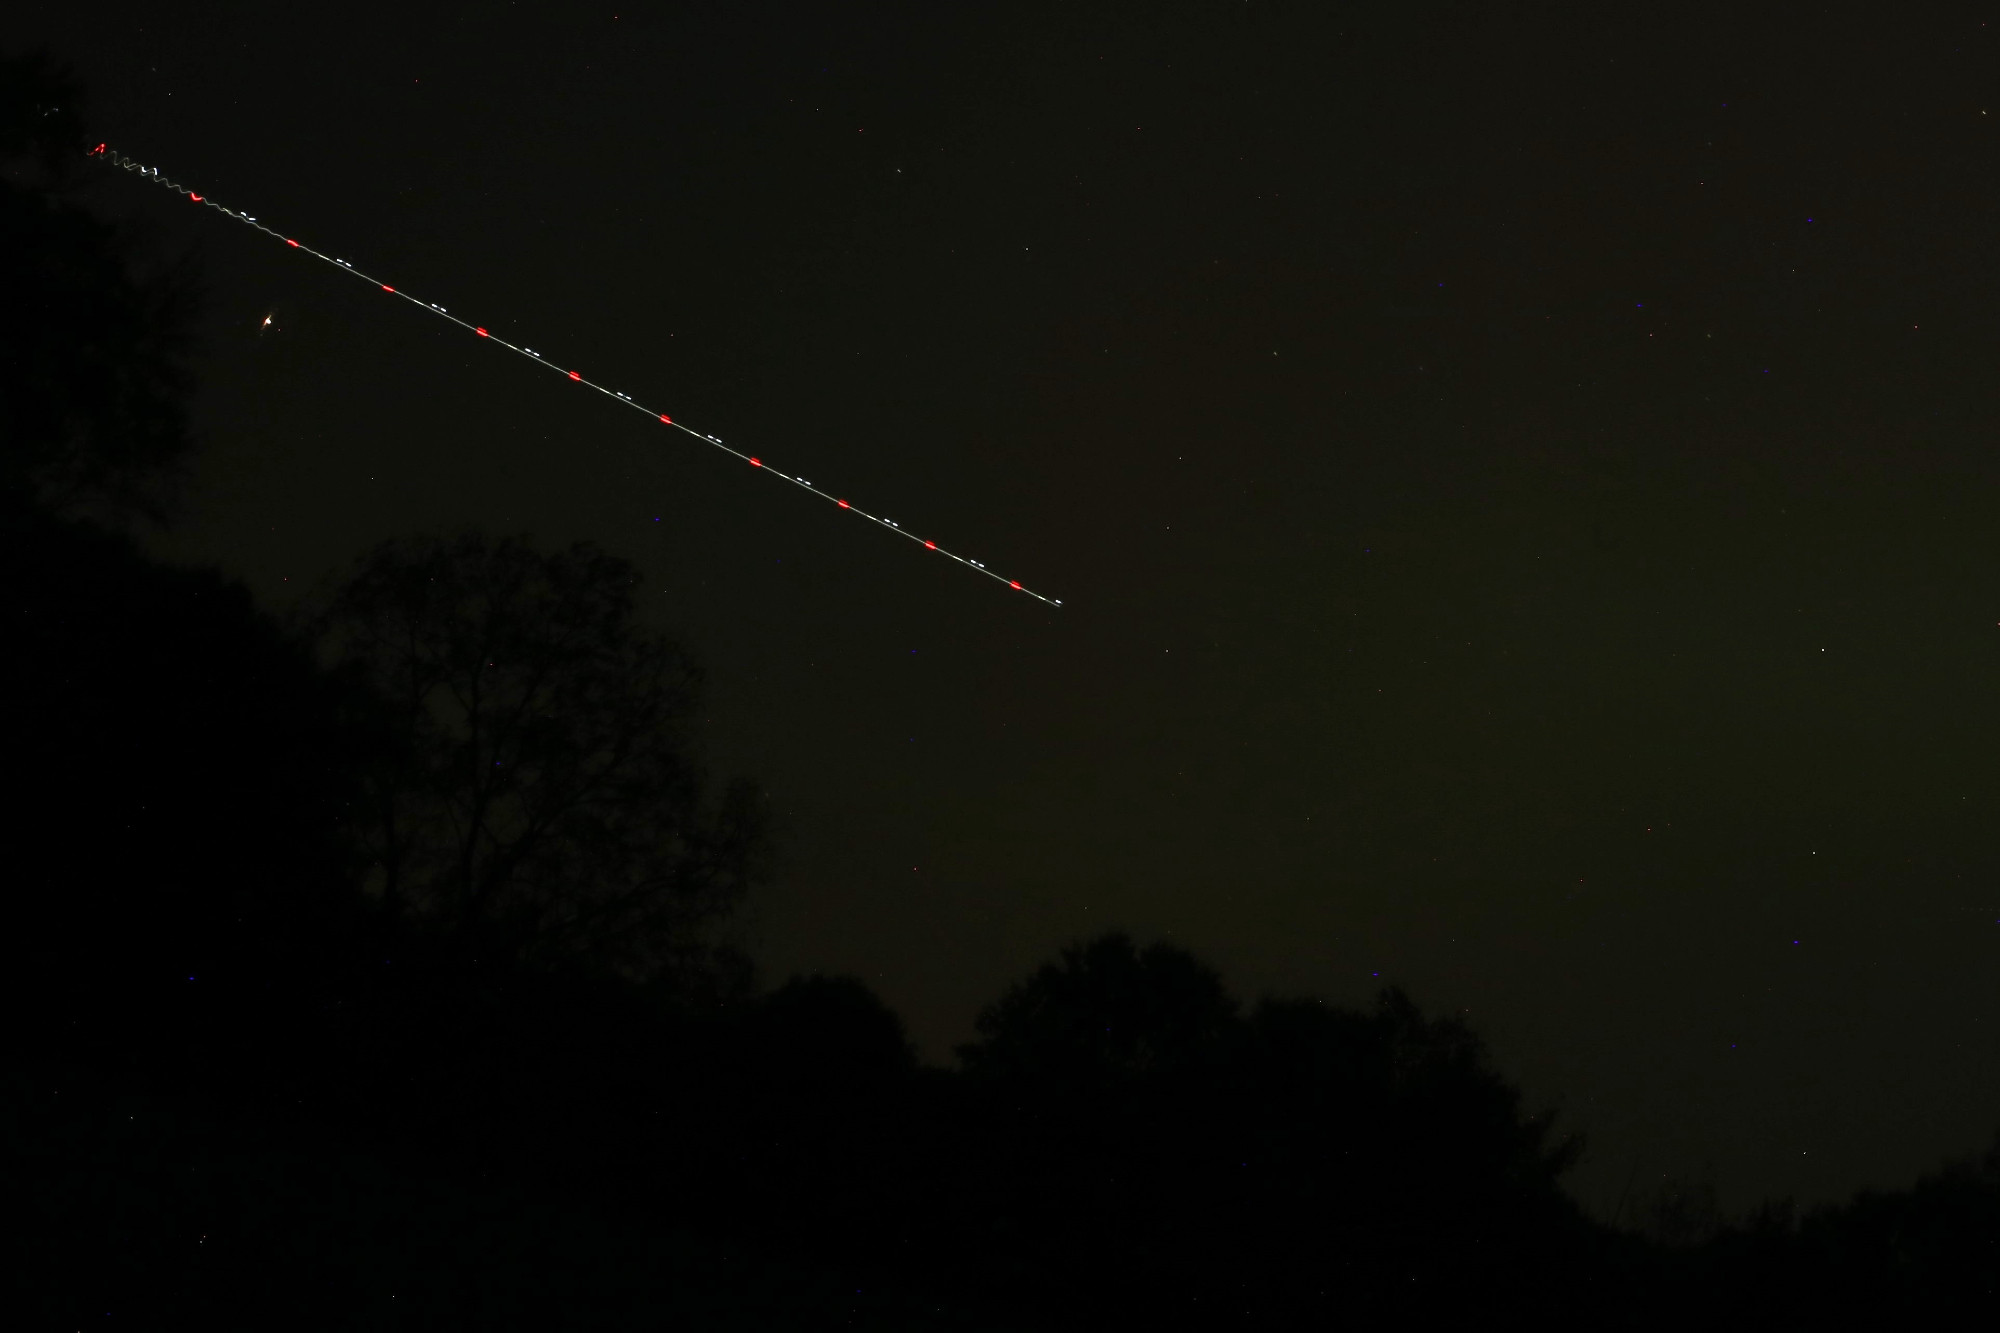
[946,935,1600,1324]
[308,531,765,987]
[6,52,1998,1333]
[0,52,198,522]
[0,509,363,1093]
[1641,1139,2000,1324]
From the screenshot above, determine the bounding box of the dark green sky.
[22,1,2000,1216]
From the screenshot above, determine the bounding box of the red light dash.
[89,144,1062,607]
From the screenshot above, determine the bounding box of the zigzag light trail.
[90,146,1061,608]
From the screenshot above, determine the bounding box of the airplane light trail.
[89,145,1061,608]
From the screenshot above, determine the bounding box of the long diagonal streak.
[91,145,1061,608]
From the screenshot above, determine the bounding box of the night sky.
[22,3,2000,1219]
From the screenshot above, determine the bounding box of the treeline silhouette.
[5,52,1997,1328]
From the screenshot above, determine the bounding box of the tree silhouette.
[0,51,197,524]
[958,931,1240,1087]
[17,48,2000,1331]
[1,53,353,1093]
[311,532,763,984]
[951,932,1595,1323]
